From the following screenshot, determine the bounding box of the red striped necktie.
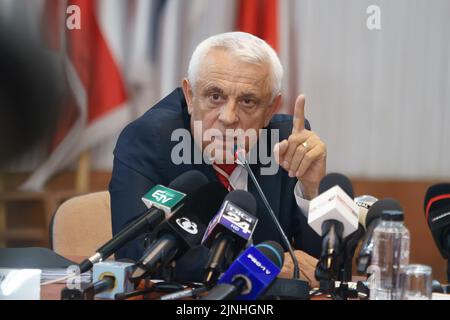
[212,163,238,191]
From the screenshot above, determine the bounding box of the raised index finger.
[292,94,306,134]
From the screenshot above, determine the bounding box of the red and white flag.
[21,0,131,190]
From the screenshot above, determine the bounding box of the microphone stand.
[236,149,310,300]
[334,226,365,300]
[314,246,340,298]
[313,220,349,300]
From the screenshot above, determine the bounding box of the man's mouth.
[211,135,237,143]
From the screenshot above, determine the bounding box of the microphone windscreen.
[183,181,229,225]
[354,195,378,228]
[319,173,354,198]
[255,241,285,268]
[365,198,403,226]
[168,170,209,195]
[424,183,450,218]
[223,190,257,216]
[423,183,450,259]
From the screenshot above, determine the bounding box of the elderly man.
[110,32,327,285]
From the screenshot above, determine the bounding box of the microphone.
[310,173,359,238]
[355,195,379,228]
[78,170,209,273]
[130,182,228,280]
[61,278,116,301]
[201,241,284,300]
[309,173,359,284]
[236,148,310,299]
[202,190,258,287]
[424,183,450,282]
[339,195,379,282]
[356,198,403,275]
[318,173,354,198]
[92,261,136,299]
[61,261,135,300]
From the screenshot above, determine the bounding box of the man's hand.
[278,250,320,289]
[274,95,327,199]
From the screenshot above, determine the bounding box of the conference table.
[40,256,345,301]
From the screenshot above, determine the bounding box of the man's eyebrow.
[239,92,260,100]
[202,86,225,95]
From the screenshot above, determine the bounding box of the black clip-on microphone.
[236,148,310,300]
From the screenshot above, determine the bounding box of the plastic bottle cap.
[381,209,404,221]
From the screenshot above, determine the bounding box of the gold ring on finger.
[302,142,308,150]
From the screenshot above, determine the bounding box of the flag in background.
[20,0,131,190]
[1,0,293,189]
[237,0,279,52]
[236,0,300,114]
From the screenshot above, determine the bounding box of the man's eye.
[209,93,224,103]
[241,99,256,108]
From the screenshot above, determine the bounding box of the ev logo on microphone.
[142,185,186,213]
[152,190,174,204]
[176,217,198,234]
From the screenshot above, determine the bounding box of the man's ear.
[264,94,282,127]
[182,78,194,115]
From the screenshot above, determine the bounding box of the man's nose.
[218,100,238,126]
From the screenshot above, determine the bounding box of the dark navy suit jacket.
[109,88,322,281]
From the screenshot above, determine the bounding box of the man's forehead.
[196,49,271,96]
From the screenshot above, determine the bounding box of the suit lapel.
[248,162,281,219]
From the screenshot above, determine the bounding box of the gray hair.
[187,32,283,101]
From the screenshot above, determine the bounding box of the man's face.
[182,49,281,163]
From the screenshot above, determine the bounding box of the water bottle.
[369,209,410,300]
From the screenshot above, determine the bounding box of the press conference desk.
[41,280,161,300]
[40,282,335,301]
[40,256,334,300]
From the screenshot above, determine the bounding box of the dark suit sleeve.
[108,114,166,261]
[108,156,155,261]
